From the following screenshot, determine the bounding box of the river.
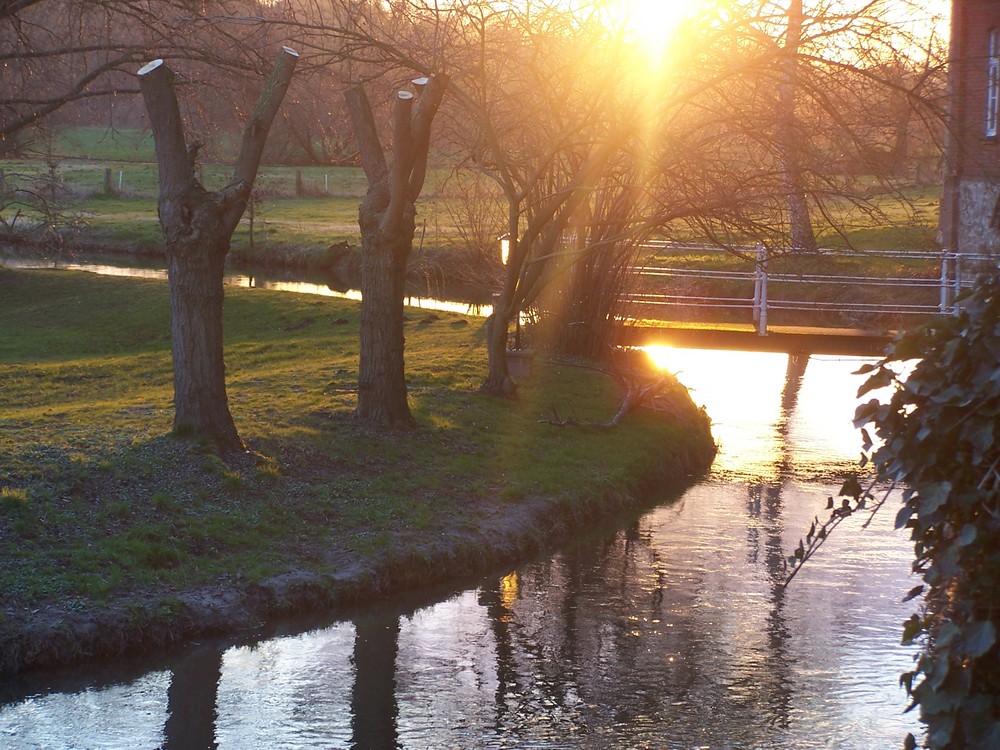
[0,257,921,749]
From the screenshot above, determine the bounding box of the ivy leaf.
[858,367,895,396]
[916,482,951,515]
[966,422,994,454]
[936,622,961,648]
[963,621,996,658]
[902,585,924,603]
[894,505,915,529]
[853,398,881,425]
[958,524,977,547]
[901,614,923,645]
[839,475,862,500]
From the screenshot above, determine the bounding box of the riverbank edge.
[1,232,502,289]
[1,435,714,678]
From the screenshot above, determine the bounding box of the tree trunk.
[481,309,516,397]
[139,49,296,454]
[481,214,521,397]
[166,225,244,453]
[778,0,817,253]
[345,76,447,428]
[356,181,417,427]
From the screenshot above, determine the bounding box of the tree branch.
[137,59,192,200]
[407,74,448,200]
[383,90,414,235]
[345,84,388,185]
[226,45,299,226]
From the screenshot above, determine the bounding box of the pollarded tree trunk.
[345,75,447,428]
[165,220,238,450]
[138,48,297,454]
[355,180,416,426]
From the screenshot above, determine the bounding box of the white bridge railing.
[632,243,997,335]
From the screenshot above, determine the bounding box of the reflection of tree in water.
[475,520,717,740]
[743,353,810,728]
[161,645,223,750]
[153,607,399,750]
[351,612,400,750]
[478,573,519,728]
[473,355,813,741]
[746,482,794,728]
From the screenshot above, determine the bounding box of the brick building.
[940,0,1000,254]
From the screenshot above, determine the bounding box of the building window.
[988,30,1000,137]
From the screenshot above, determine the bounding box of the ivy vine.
[786,273,1000,749]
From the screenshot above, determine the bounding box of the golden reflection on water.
[645,345,877,481]
[499,571,519,609]
[232,277,492,317]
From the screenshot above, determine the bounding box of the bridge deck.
[623,321,895,356]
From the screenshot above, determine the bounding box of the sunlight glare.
[609,0,695,63]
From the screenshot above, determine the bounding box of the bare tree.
[717,0,947,252]
[139,46,297,453]
[345,74,446,428]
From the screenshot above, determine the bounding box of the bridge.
[620,244,996,356]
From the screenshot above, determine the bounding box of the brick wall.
[941,0,1000,252]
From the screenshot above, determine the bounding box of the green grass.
[0,268,713,627]
[0,162,461,255]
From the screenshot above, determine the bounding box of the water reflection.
[162,646,223,750]
[351,614,400,750]
[0,348,920,749]
[0,253,492,319]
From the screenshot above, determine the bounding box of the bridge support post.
[940,251,952,314]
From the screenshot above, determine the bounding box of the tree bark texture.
[356,180,416,427]
[482,308,516,397]
[138,49,297,453]
[345,76,447,428]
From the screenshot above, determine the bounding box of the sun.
[609,0,696,61]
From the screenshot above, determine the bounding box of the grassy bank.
[0,268,715,675]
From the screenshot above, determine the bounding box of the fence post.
[756,243,768,335]
[953,253,964,315]
[939,251,950,314]
[753,245,762,324]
